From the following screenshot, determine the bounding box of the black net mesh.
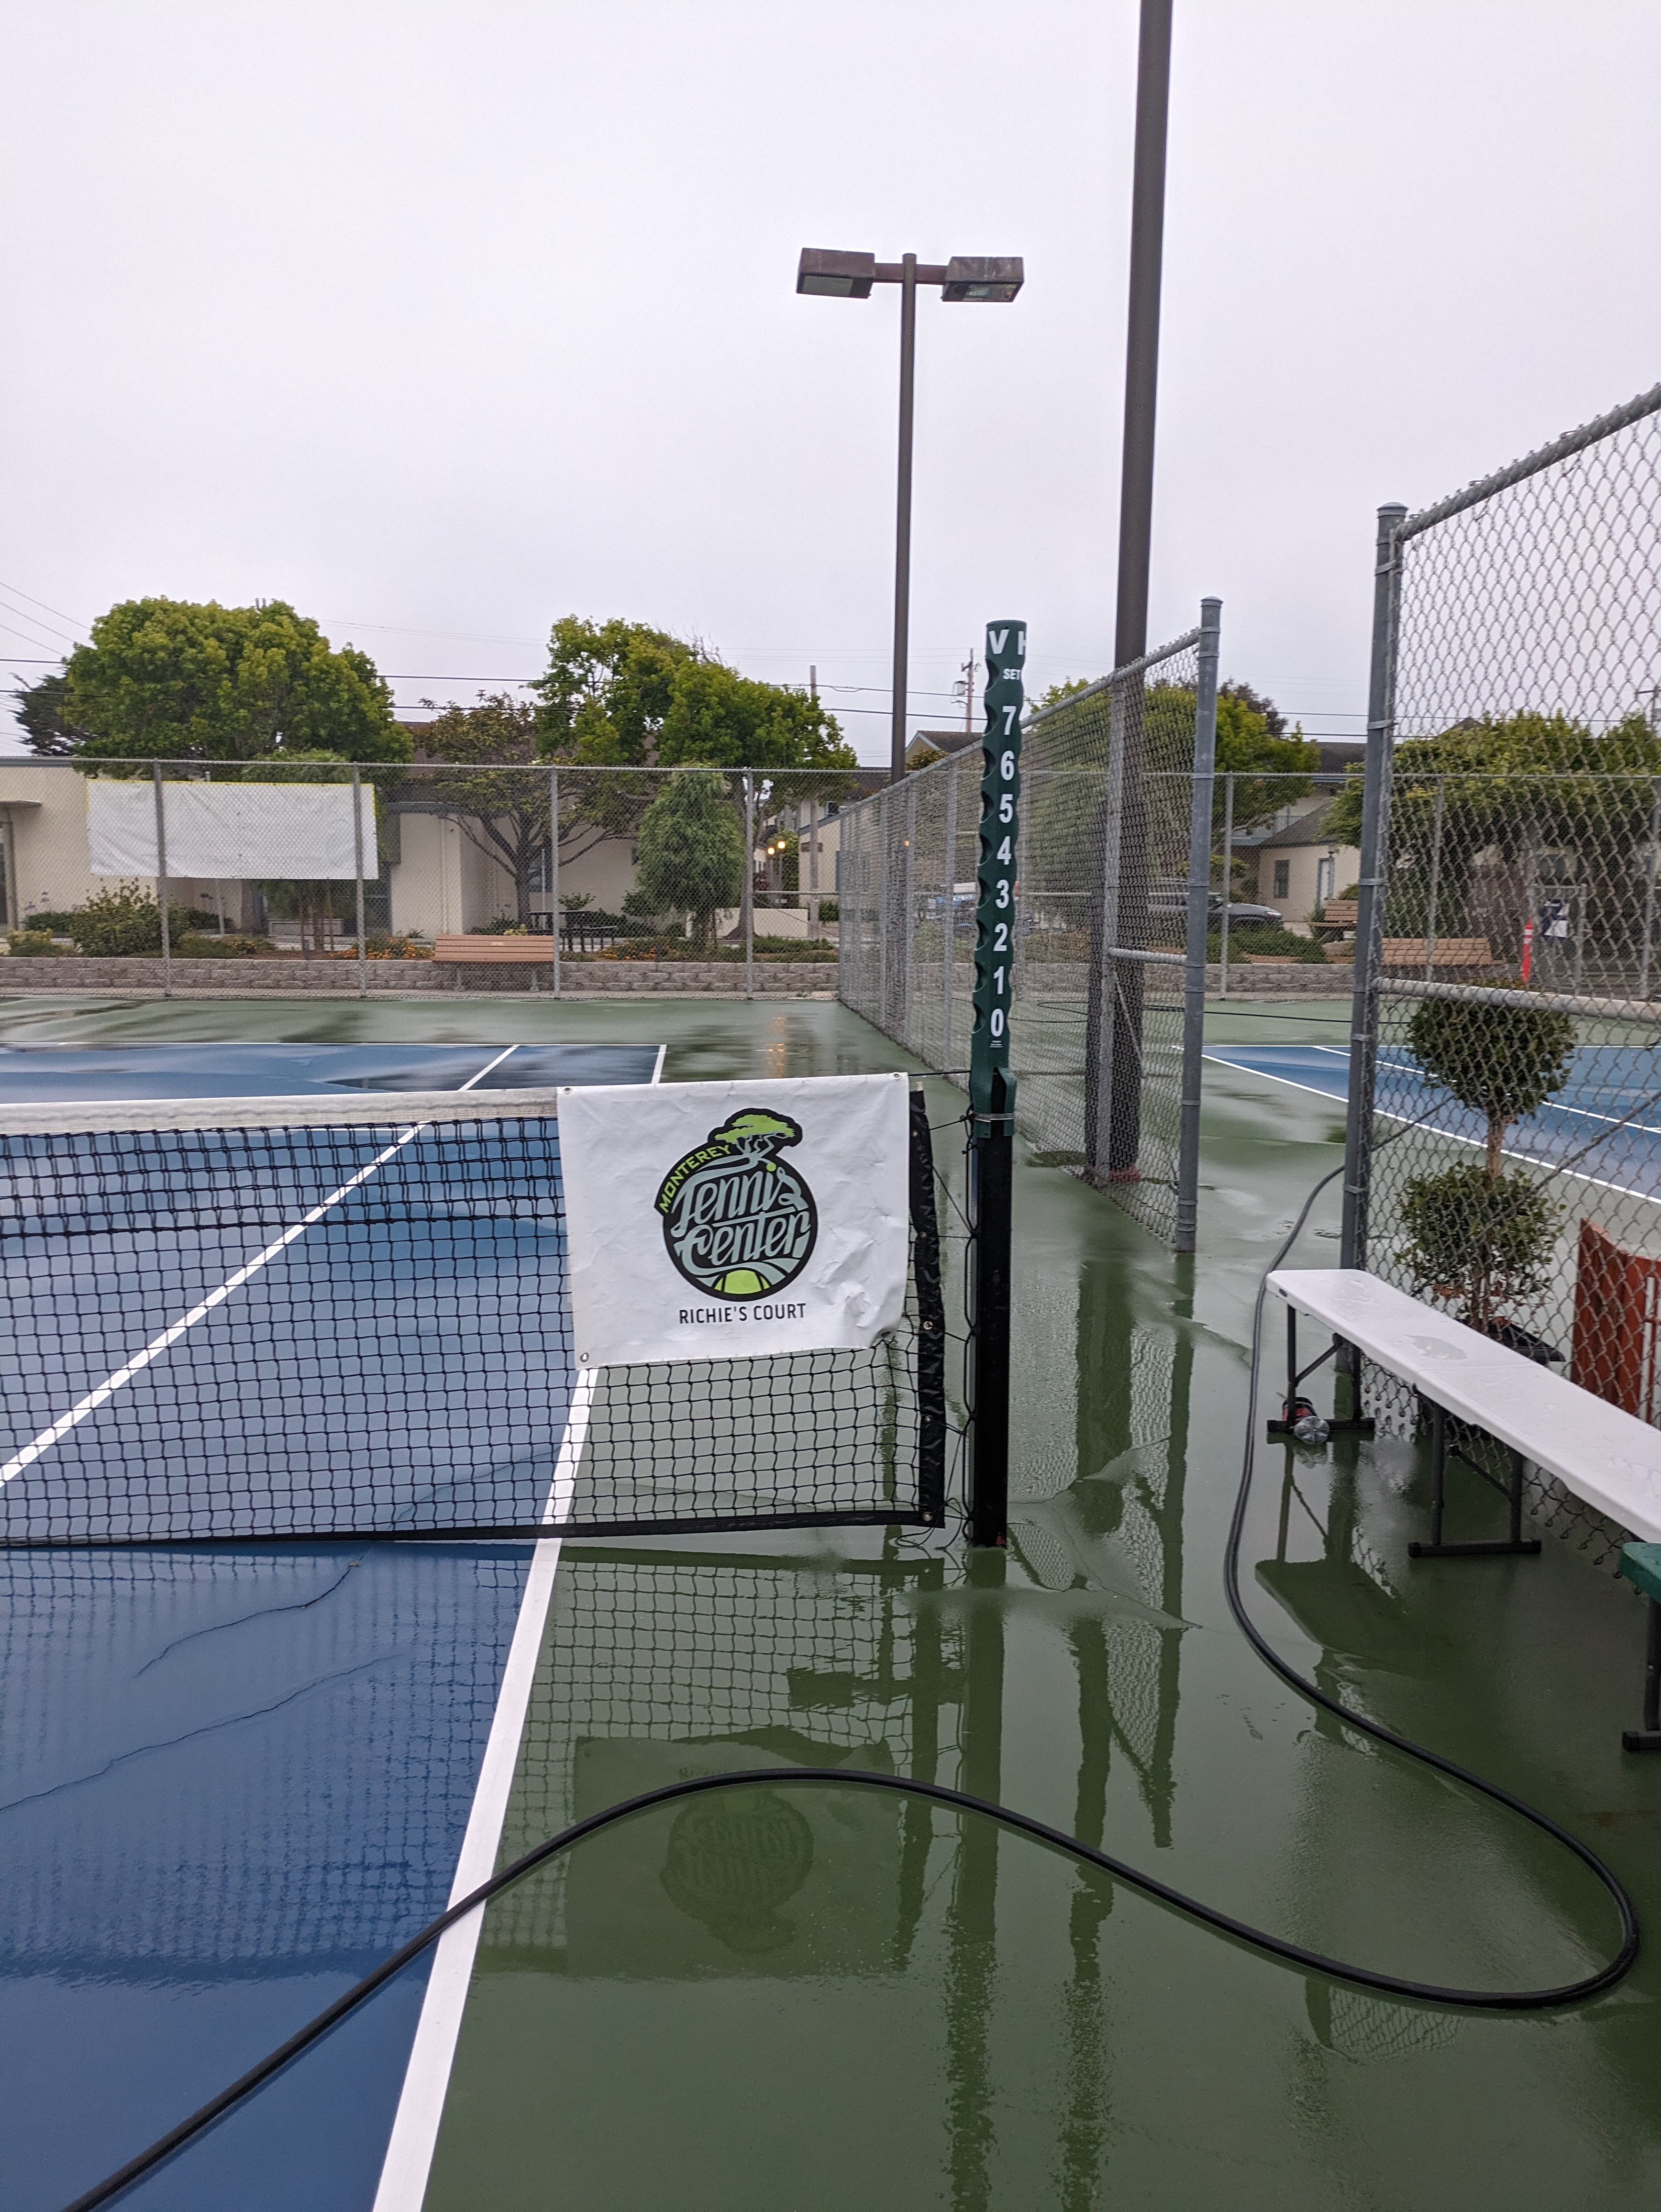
[0,1095,947,1546]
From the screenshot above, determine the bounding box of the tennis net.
[0,1089,949,1546]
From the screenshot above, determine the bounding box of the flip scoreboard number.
[971,619,1026,1120]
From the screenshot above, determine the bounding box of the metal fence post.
[1085,676,1128,1182]
[1340,502,1407,1280]
[351,765,368,1000]
[941,756,959,1070]
[1640,778,1661,1002]
[1422,776,1445,981]
[1218,772,1234,998]
[550,766,561,996]
[742,772,754,1001]
[152,762,172,1001]
[902,777,918,1047]
[1174,597,1221,1254]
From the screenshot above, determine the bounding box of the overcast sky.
[2,1,1657,761]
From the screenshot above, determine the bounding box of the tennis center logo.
[655,1108,818,1300]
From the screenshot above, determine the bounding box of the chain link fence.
[1345,384,1661,1560]
[837,616,1220,1245]
[0,757,847,993]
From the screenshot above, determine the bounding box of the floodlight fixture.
[795,246,1025,782]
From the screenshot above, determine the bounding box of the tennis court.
[5,999,1661,2210]
[1207,1035,1661,1199]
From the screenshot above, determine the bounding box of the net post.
[1174,597,1220,1255]
[1339,502,1406,1404]
[152,761,172,1000]
[351,764,367,1000]
[550,766,561,996]
[742,771,754,1001]
[967,618,1025,1549]
[909,1086,947,1525]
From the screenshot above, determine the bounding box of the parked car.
[1147,887,1283,926]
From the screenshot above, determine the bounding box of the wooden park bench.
[1379,936,1492,969]
[1315,898,1359,938]
[433,933,558,989]
[1266,1266,1661,1748]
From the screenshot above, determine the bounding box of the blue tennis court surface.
[0,1040,663,1103]
[1206,1040,1661,1200]
[0,1041,656,2210]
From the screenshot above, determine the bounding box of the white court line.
[370,1370,595,2212]
[371,1044,658,2207]
[0,1044,521,1491]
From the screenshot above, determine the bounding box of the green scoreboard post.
[968,619,1025,1548]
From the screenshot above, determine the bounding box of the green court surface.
[9,990,1661,2210]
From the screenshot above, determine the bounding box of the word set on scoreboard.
[971,619,1026,1118]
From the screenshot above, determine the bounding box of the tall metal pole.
[351,764,368,1001]
[890,253,919,787]
[1339,503,1407,1284]
[1218,771,1234,999]
[1174,597,1220,1256]
[152,761,172,1001]
[550,766,561,996]
[1106,0,1175,1175]
[742,771,755,1000]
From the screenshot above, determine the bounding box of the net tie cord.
[57,1115,1639,2212]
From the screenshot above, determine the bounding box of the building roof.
[1245,803,1354,852]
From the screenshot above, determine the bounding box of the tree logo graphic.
[654,1109,818,1299]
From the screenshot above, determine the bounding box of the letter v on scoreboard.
[559,1073,910,1367]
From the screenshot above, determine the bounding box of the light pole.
[797,248,1023,786]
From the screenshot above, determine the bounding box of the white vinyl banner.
[560,1072,911,1368]
[87,781,376,880]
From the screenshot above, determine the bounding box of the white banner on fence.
[86,781,375,880]
[560,1072,910,1369]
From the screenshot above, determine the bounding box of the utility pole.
[1104,0,1175,1176]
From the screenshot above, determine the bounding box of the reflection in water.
[947,1548,1005,2212]
[660,1788,816,1954]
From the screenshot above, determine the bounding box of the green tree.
[633,771,746,950]
[11,669,86,756]
[1327,711,1661,955]
[1396,991,1572,1330]
[531,617,698,763]
[60,597,406,764]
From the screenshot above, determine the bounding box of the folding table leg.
[1410,1409,1542,1559]
[1622,1597,1661,1753]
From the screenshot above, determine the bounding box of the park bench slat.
[434,934,558,963]
[1267,1267,1661,1541]
[1379,937,1492,967]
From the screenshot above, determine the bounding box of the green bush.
[1407,992,1573,1182]
[7,930,66,956]
[1208,925,1327,962]
[1397,1162,1559,1331]
[66,886,165,956]
[817,898,839,921]
[174,933,279,959]
[23,910,77,933]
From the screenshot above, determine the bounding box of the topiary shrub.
[1397,988,1573,1335]
[1398,1161,1560,1333]
[1406,991,1573,1181]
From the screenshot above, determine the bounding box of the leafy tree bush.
[1398,1163,1559,1332]
[1407,992,1574,1181]
[55,598,406,764]
[7,931,65,956]
[66,886,166,955]
[632,771,746,950]
[1397,990,1573,1332]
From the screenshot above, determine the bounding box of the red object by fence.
[1520,916,1536,982]
[1572,1219,1661,1421]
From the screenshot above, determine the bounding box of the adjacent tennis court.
[1207,1036,1661,1199]
[6,1002,1661,2212]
